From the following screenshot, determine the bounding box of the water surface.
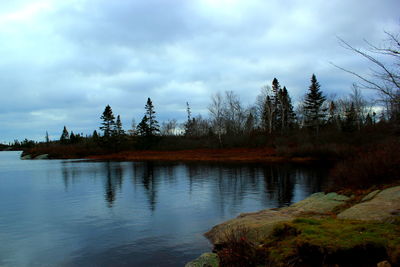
[0,151,329,266]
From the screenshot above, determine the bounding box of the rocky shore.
[187,186,400,267]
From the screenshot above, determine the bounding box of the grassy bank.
[216,218,400,267]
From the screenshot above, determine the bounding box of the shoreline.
[23,148,320,163]
[186,186,400,267]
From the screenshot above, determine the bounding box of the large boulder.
[205,192,350,244]
[338,186,400,222]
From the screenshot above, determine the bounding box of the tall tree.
[271,78,281,131]
[144,98,160,136]
[209,93,224,145]
[303,74,326,134]
[114,115,125,136]
[45,131,49,144]
[343,102,357,132]
[137,98,160,137]
[184,102,194,136]
[100,105,116,137]
[137,115,150,136]
[60,126,69,144]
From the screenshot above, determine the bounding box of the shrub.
[328,138,400,191]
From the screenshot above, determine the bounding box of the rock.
[338,186,400,221]
[205,192,350,244]
[185,253,219,267]
[34,154,49,160]
[377,260,391,267]
[361,190,381,202]
[285,192,350,215]
[20,154,31,160]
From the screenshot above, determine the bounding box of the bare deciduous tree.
[332,30,400,121]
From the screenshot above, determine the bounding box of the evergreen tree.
[45,131,49,144]
[303,74,326,134]
[100,105,116,137]
[92,130,99,140]
[279,86,296,131]
[271,78,281,131]
[144,98,160,136]
[184,102,194,136]
[60,126,69,144]
[136,115,150,136]
[70,131,76,143]
[343,102,357,132]
[114,115,125,136]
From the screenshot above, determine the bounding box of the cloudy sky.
[0,0,399,142]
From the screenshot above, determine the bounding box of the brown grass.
[85,148,311,163]
[328,138,400,192]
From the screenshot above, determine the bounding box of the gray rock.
[338,186,400,221]
[21,154,31,160]
[34,154,49,160]
[361,190,381,202]
[185,253,219,267]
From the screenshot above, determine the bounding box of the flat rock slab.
[338,186,400,221]
[34,154,49,160]
[205,192,349,244]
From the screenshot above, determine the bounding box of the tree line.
[44,72,395,151]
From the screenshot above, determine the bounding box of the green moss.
[263,218,400,266]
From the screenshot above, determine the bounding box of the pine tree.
[136,115,150,136]
[303,74,326,134]
[100,105,116,137]
[343,102,357,132]
[144,98,160,136]
[184,102,194,136]
[70,131,76,143]
[60,126,69,144]
[271,78,281,131]
[114,115,125,136]
[92,130,99,140]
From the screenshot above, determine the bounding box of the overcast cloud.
[0,0,399,142]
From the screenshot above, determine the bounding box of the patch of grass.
[215,225,266,267]
[263,218,400,266]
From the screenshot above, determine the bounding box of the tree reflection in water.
[60,160,328,211]
[132,162,158,211]
[103,162,123,207]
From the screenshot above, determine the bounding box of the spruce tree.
[137,115,150,136]
[271,78,281,131]
[343,102,357,132]
[114,115,125,136]
[184,102,194,136]
[100,105,116,137]
[92,130,99,141]
[144,98,160,136]
[303,74,326,134]
[60,126,69,144]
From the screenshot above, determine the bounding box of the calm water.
[0,151,329,267]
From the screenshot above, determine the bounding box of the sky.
[0,0,399,143]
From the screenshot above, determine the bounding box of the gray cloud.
[0,0,399,142]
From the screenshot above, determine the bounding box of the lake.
[0,151,329,266]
